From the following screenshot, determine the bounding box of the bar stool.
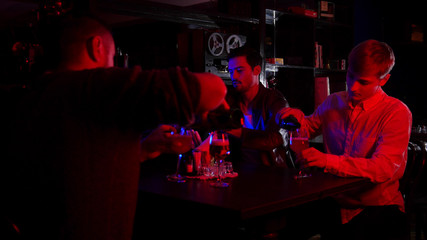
[402,140,427,240]
[400,142,423,202]
[411,141,427,240]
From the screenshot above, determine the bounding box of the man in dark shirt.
[226,46,293,167]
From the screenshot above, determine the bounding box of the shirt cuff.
[324,153,341,174]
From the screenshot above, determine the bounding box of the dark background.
[353,0,427,125]
[0,0,426,123]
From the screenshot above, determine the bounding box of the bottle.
[114,47,129,68]
[176,128,200,177]
[192,150,204,176]
[279,115,301,131]
[179,150,197,176]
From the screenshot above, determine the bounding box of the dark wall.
[112,22,181,70]
[354,0,427,123]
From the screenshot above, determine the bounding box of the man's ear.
[86,36,103,62]
[253,65,262,75]
[379,74,391,86]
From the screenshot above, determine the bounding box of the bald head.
[56,16,116,71]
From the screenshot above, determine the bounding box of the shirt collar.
[347,88,387,111]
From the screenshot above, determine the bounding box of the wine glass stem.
[217,160,221,182]
[175,155,181,176]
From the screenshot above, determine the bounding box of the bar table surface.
[133,161,370,239]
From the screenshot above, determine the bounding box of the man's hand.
[275,107,305,126]
[140,124,192,161]
[296,147,327,169]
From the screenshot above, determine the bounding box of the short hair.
[348,39,395,79]
[227,46,262,70]
[60,15,111,57]
[41,14,112,69]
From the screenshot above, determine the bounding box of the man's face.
[346,69,385,105]
[228,56,259,92]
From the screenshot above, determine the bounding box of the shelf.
[266,63,346,75]
[265,9,285,25]
[266,8,317,25]
[97,1,259,29]
[266,63,314,72]
[315,18,352,29]
[266,8,351,28]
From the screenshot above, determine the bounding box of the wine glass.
[290,128,311,179]
[209,131,231,188]
[166,127,193,182]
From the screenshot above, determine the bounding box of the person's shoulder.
[260,86,290,105]
[383,95,412,116]
[93,66,136,76]
[41,67,140,90]
[372,92,413,123]
[79,67,143,84]
[330,91,347,99]
[261,84,284,97]
[42,67,133,78]
[324,91,348,104]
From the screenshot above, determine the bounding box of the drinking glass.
[166,127,193,182]
[209,131,230,188]
[290,128,311,179]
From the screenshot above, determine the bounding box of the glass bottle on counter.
[114,47,129,68]
[178,128,202,177]
[178,150,197,176]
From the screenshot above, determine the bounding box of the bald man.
[9,15,227,240]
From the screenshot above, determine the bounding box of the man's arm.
[303,107,412,183]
